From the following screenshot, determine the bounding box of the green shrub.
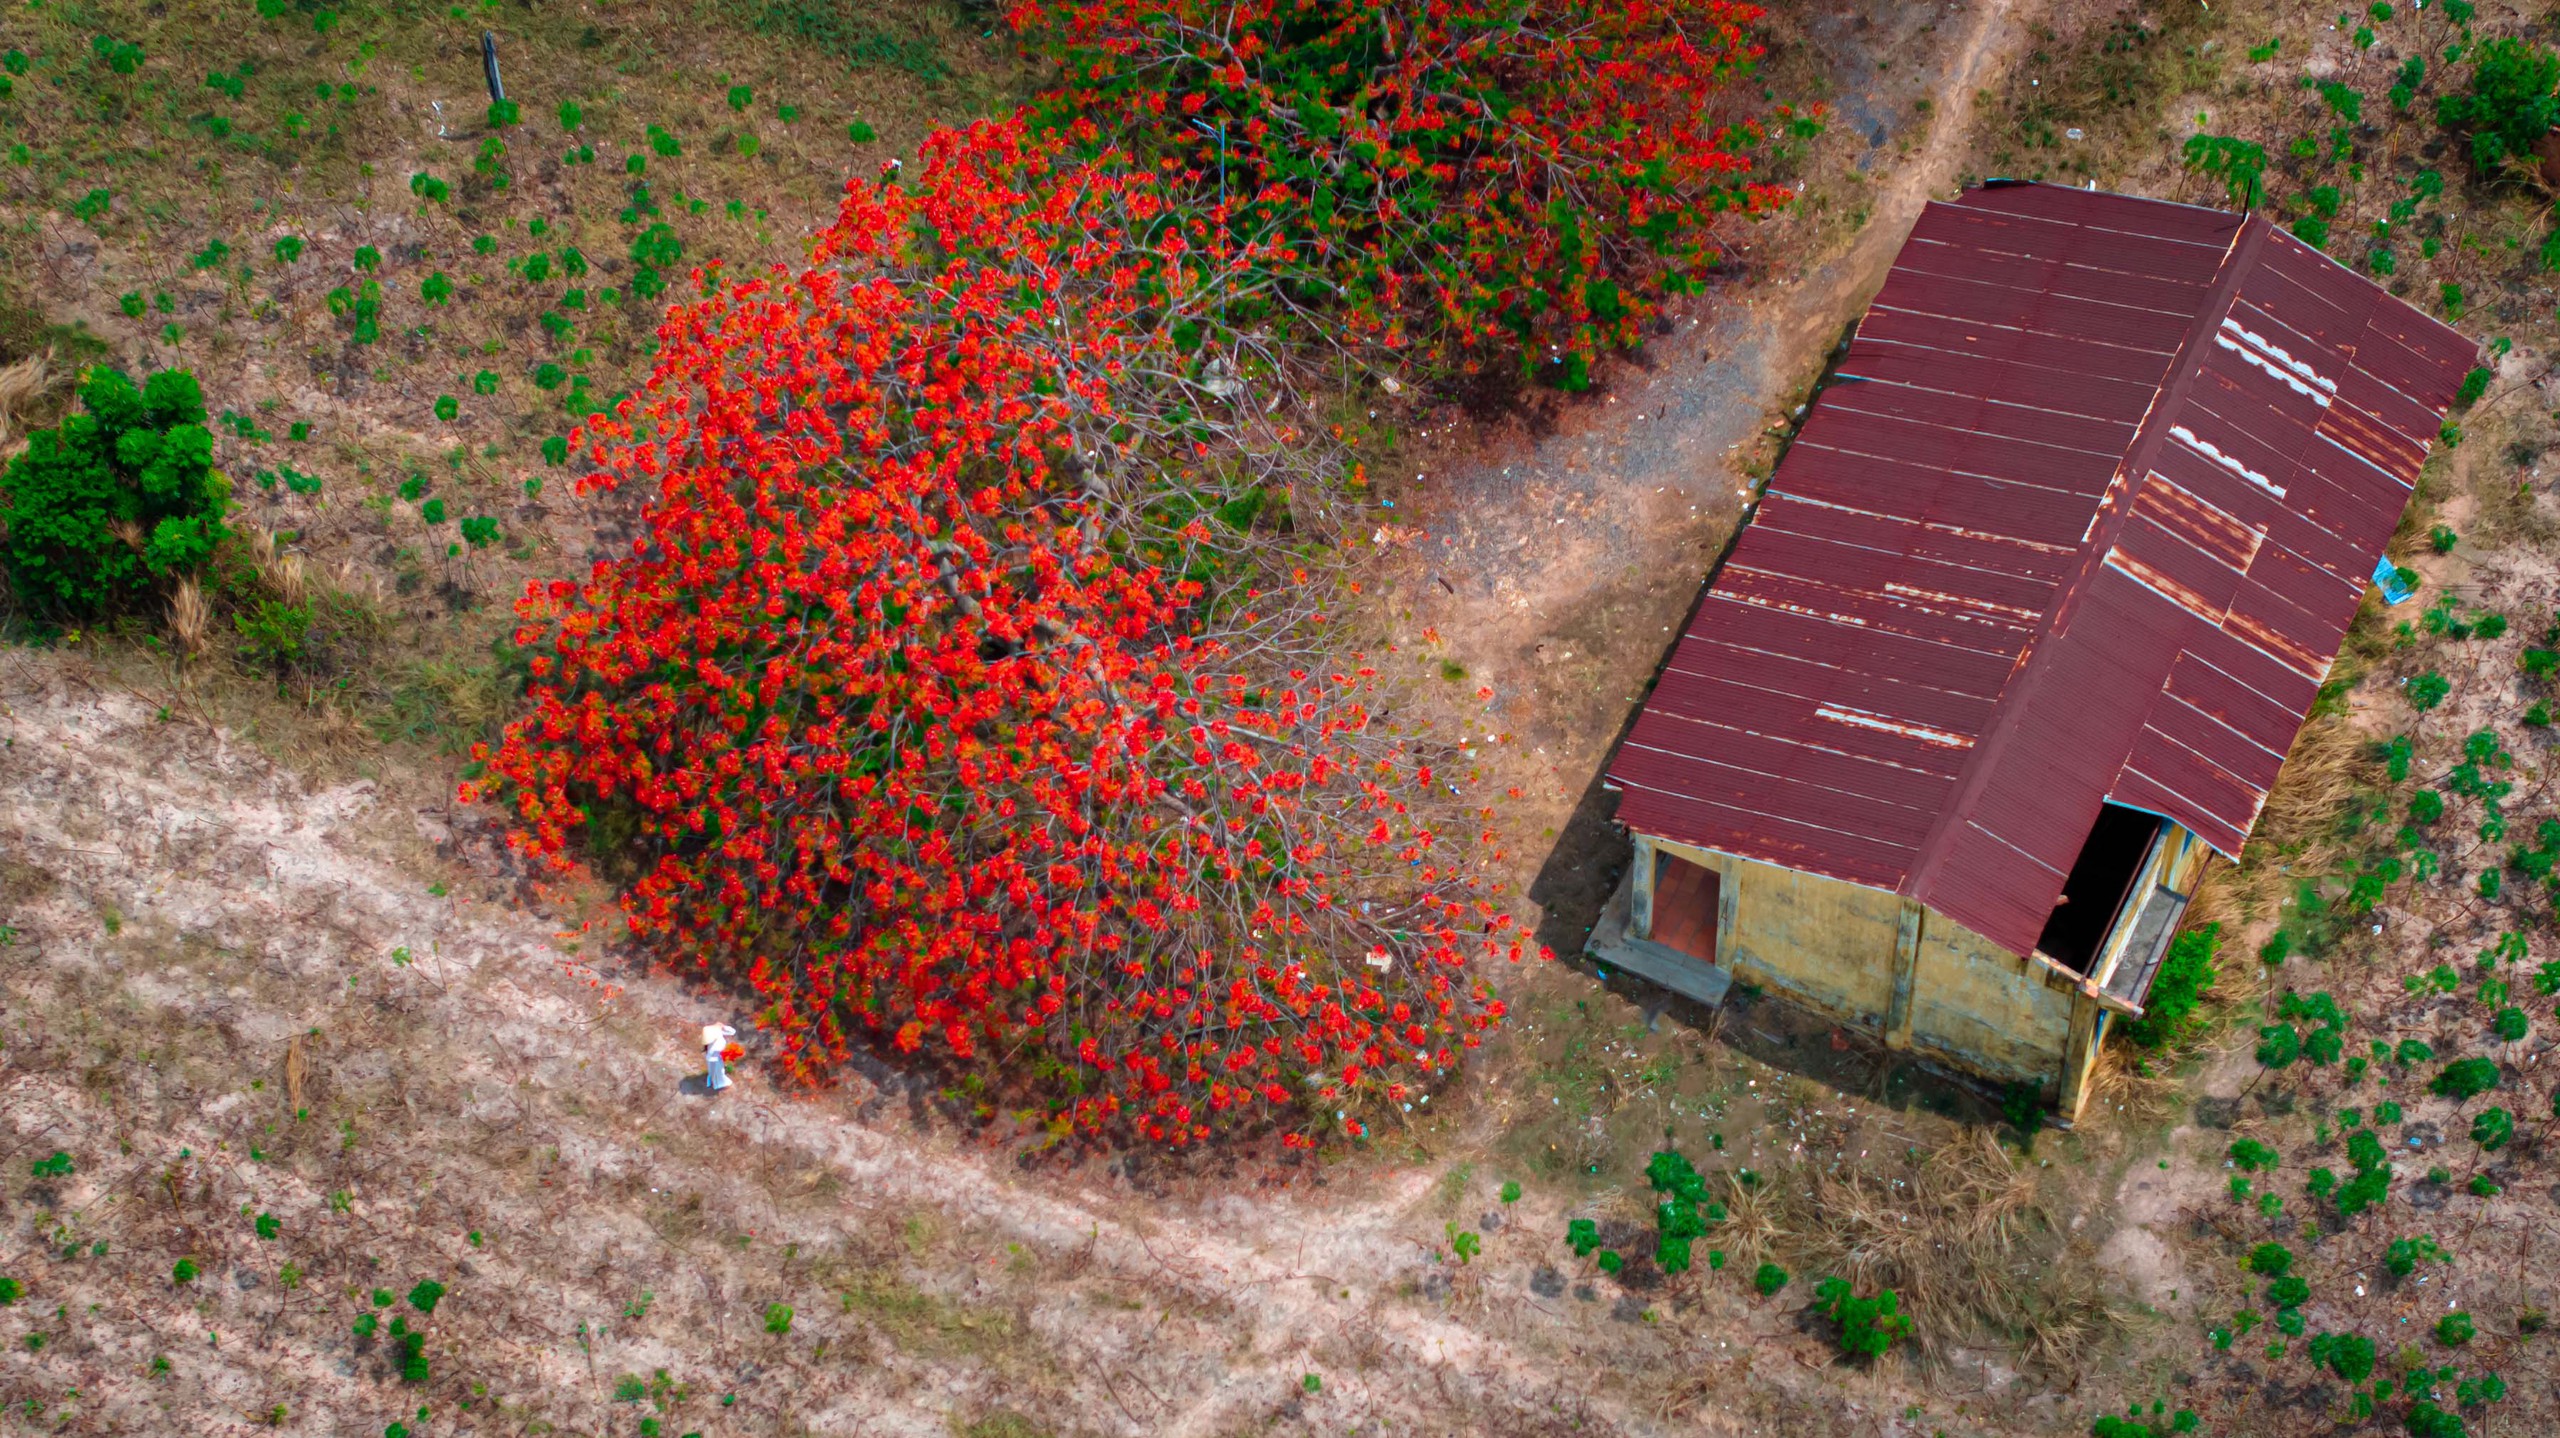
[2437,1310,2474,1346]
[1565,1218,1600,1258]
[1752,1262,1788,1296]
[232,600,310,670]
[2121,922,2221,1046]
[2470,1107,2513,1150]
[2404,1400,2464,1438]
[2334,1166,2391,1217]
[2385,1235,2447,1278]
[2091,1405,2200,1437]
[0,366,226,616]
[1811,1276,1911,1358]
[0,1276,22,1305]
[763,1302,793,1335]
[2245,1242,2292,1278]
[2432,1058,2499,1100]
[2309,1330,2375,1383]
[2228,1138,2279,1172]
[2437,38,2560,178]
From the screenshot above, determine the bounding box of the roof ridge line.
[1895,212,2275,915]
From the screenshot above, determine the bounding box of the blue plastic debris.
[2372,555,2417,604]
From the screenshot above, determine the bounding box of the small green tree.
[0,366,226,615]
[1812,1276,1912,1358]
[2437,38,2560,178]
[2309,1330,2375,1383]
[2432,1058,2499,1101]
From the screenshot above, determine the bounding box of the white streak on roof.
[2218,316,2337,395]
[1815,704,1975,750]
[2169,424,2287,499]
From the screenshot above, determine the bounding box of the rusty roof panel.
[1852,306,2184,387]
[1821,379,2143,457]
[1609,185,2478,957]
[1907,203,2236,282]
[1960,181,2247,244]
[1838,345,2162,424]
[1873,271,2204,352]
[1804,408,2124,496]
[1776,451,2108,550]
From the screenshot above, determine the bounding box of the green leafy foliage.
[2469,1107,2513,1150]
[2256,1023,2300,1070]
[2122,923,2220,1046]
[1752,1262,1788,1296]
[2091,1404,2200,1437]
[388,1315,428,1382]
[2309,1330,2375,1383]
[1566,1218,1600,1258]
[232,599,310,669]
[0,366,226,616]
[2182,135,2268,206]
[2386,1235,2448,1278]
[2228,1138,2279,1172]
[1812,1277,1911,1358]
[28,1151,72,1178]
[763,1302,792,1334]
[2245,1242,2292,1278]
[2437,38,2560,178]
[2432,1059,2499,1101]
[2437,1311,2474,1346]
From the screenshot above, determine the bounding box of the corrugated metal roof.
[1609,182,2479,958]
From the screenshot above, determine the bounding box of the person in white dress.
[702,1023,738,1093]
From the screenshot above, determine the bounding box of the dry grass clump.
[2251,715,2363,862]
[2079,1040,2185,1135]
[0,352,46,457]
[1771,1130,2117,1369]
[167,576,211,656]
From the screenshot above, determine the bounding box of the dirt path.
[1388,0,2030,900]
[3,649,1984,1437]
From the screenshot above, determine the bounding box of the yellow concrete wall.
[1648,838,1903,1033]
[1906,916,2076,1086]
[1636,826,2218,1097]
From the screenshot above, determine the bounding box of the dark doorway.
[1651,855,1722,964]
[2035,804,2161,974]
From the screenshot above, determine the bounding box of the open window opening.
[2035,803,2162,974]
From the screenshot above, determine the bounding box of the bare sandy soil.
[0,648,2024,1438]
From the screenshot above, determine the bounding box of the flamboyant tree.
[477,120,1528,1143]
[1008,0,1801,383]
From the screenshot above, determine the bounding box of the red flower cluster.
[1008,0,1801,383]
[477,120,1528,1144]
